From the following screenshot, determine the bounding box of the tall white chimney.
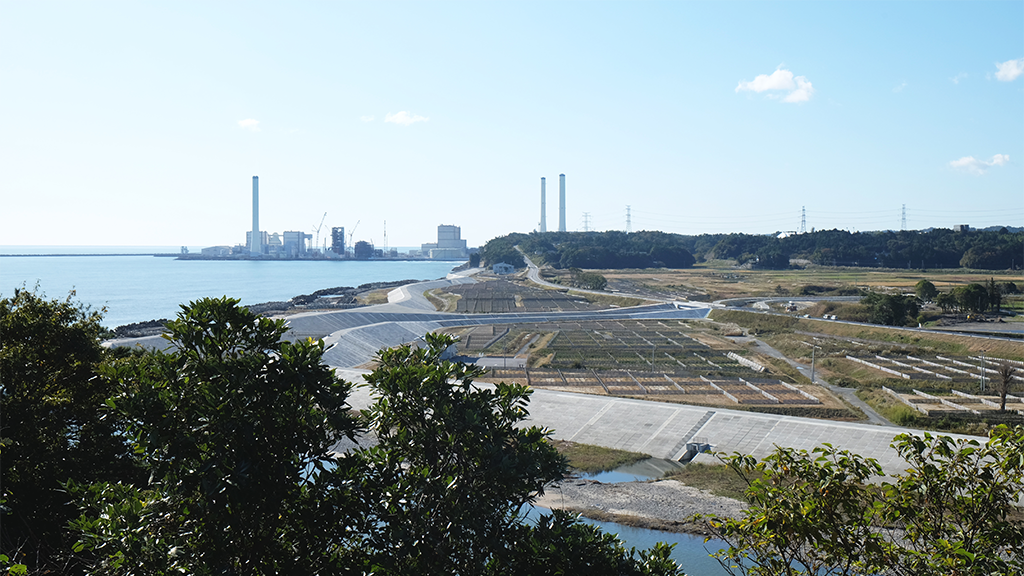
[251,176,261,256]
[558,174,566,232]
[540,177,547,233]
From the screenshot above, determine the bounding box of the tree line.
[482,231,697,270]
[695,227,1022,270]
[481,228,1023,271]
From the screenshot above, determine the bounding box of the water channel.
[536,458,732,575]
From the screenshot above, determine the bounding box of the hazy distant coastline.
[0,253,180,258]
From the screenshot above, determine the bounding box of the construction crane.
[312,212,327,254]
[348,220,360,254]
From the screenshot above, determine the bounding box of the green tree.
[914,279,938,301]
[352,333,682,575]
[936,291,957,312]
[0,288,141,572]
[702,426,1024,575]
[988,277,1002,313]
[351,333,566,574]
[861,292,919,326]
[494,510,682,576]
[569,268,608,290]
[953,283,988,314]
[752,243,790,270]
[74,297,362,574]
[998,363,1018,411]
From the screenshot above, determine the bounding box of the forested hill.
[480,228,1023,270]
[481,231,697,270]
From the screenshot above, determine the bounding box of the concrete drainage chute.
[678,439,712,464]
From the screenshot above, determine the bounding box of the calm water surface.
[527,505,728,574]
[1,254,457,327]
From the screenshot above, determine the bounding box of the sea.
[0,246,459,328]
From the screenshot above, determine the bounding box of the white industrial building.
[421,224,468,259]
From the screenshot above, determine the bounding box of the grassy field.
[709,309,1023,360]
[551,440,650,473]
[356,288,391,305]
[663,462,754,501]
[598,263,1022,302]
[570,291,647,308]
[424,288,461,312]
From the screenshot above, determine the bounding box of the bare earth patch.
[535,477,746,536]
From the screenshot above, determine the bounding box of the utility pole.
[810,345,819,383]
[981,353,986,393]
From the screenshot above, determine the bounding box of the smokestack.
[540,177,547,233]
[251,176,261,256]
[558,174,566,232]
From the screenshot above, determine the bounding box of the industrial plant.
[186,176,473,261]
[538,173,567,233]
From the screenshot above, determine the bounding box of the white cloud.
[384,111,429,126]
[736,67,814,103]
[995,57,1024,82]
[736,68,795,92]
[783,76,815,102]
[950,72,968,84]
[237,118,260,132]
[893,81,908,93]
[360,115,375,122]
[949,154,1010,175]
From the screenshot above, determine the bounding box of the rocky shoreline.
[534,477,746,536]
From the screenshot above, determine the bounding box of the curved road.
[516,246,710,312]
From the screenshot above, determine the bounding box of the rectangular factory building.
[421,224,468,259]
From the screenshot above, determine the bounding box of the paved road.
[516,246,710,312]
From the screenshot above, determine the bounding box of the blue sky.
[2,1,1021,249]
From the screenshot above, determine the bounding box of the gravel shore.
[535,477,747,535]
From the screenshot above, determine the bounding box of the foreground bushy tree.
[74,297,362,574]
[71,298,684,575]
[0,288,142,573]
[702,426,1024,575]
[351,333,682,575]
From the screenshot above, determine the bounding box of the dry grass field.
[594,262,1022,303]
